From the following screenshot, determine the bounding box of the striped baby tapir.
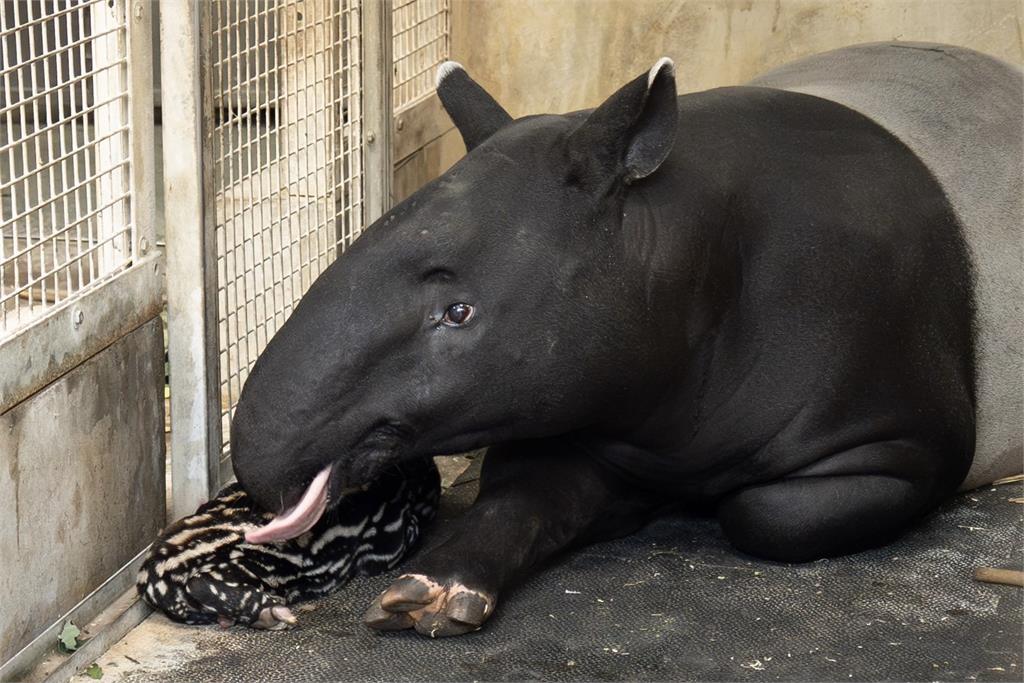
[137,459,440,629]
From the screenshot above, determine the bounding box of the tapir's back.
[749,43,1023,489]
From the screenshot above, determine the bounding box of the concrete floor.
[70,461,1022,683]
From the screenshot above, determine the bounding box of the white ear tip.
[436,61,465,88]
[647,57,675,88]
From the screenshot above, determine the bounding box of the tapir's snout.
[232,368,422,545]
[228,229,415,507]
[229,375,316,515]
[232,366,407,508]
[229,252,424,522]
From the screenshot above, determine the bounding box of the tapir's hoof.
[252,605,298,630]
[362,601,415,631]
[363,573,495,638]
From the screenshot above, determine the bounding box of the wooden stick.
[974,567,1024,587]
[991,473,1024,486]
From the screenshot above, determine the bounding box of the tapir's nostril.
[362,420,412,444]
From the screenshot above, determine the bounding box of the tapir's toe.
[364,573,495,638]
[362,599,416,630]
[252,605,298,630]
[380,574,440,611]
[411,610,481,638]
[444,590,490,625]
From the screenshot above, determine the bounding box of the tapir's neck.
[597,155,740,447]
[593,91,770,450]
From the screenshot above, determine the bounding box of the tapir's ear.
[436,61,513,152]
[567,57,678,191]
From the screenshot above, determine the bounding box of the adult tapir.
[232,42,1023,637]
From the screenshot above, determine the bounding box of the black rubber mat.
[126,465,1022,682]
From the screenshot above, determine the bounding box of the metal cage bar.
[210,0,369,484]
[163,0,222,519]
[0,0,136,339]
[391,0,448,112]
[364,0,392,222]
[0,0,161,413]
[164,0,451,511]
[166,0,382,510]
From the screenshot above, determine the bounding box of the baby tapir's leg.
[717,440,959,561]
[185,564,297,630]
[364,438,660,637]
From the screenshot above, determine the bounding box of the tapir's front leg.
[363,438,657,637]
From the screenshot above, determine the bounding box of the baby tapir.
[137,460,439,628]
[229,43,1023,637]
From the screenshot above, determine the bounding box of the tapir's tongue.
[245,467,331,543]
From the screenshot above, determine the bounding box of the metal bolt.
[72,309,84,329]
[367,131,376,144]
[396,118,405,131]
[139,237,149,255]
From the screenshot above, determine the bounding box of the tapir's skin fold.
[233,44,1023,637]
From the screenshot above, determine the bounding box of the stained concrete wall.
[0,318,166,664]
[394,0,1023,198]
[453,0,1022,116]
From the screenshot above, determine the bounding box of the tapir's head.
[234,59,680,541]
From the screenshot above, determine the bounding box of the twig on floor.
[973,567,1024,587]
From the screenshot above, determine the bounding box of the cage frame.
[163,0,396,520]
[0,0,161,414]
[0,0,161,677]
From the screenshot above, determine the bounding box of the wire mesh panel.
[208,0,364,468]
[0,0,133,338]
[392,0,448,111]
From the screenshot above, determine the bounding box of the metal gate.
[0,0,163,676]
[164,0,450,519]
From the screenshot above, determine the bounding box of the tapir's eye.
[441,302,475,327]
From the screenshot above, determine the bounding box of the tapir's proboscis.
[232,43,1023,637]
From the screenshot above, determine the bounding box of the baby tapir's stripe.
[137,460,440,627]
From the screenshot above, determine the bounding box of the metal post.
[127,0,157,265]
[362,0,394,225]
[161,0,221,519]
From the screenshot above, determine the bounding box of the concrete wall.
[0,319,166,664]
[394,0,1023,198]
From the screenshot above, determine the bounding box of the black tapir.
[232,43,1023,637]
